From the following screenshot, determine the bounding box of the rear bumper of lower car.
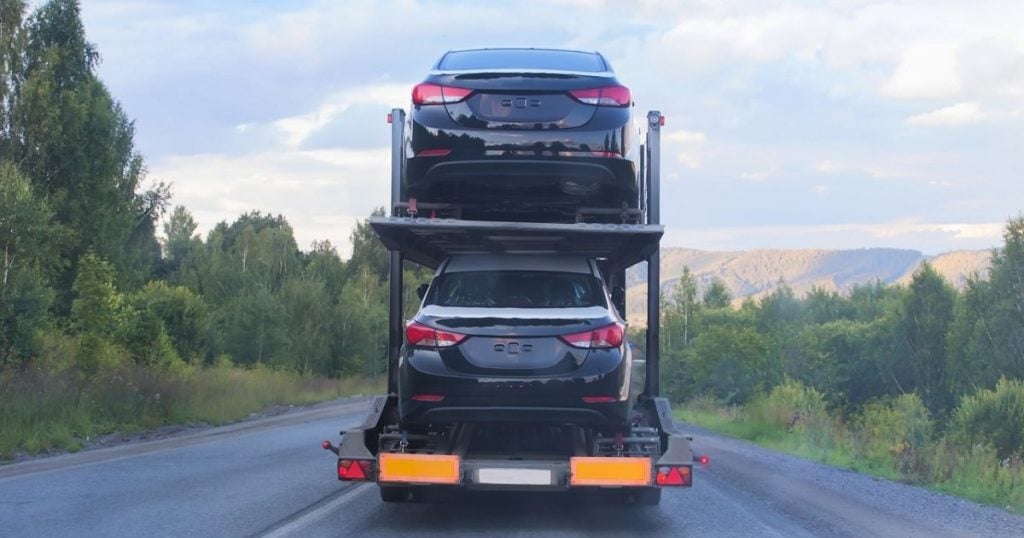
[398,348,634,426]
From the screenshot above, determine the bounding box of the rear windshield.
[438,49,608,73]
[426,271,604,308]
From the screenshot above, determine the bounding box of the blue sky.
[77,0,1024,256]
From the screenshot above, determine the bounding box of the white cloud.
[270,83,411,148]
[880,42,962,100]
[907,101,986,127]
[666,130,707,169]
[153,147,390,256]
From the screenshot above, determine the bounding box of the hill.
[625,247,992,326]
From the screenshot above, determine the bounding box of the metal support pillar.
[644,110,662,398]
[387,109,406,394]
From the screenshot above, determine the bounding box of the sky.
[75,0,1024,257]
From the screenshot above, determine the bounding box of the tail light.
[412,83,473,105]
[561,323,625,349]
[655,465,693,487]
[405,321,466,348]
[338,459,372,481]
[569,85,631,107]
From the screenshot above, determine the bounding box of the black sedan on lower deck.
[404,48,638,222]
[398,254,641,428]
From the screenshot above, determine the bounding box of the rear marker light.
[655,465,692,486]
[698,455,710,466]
[411,394,445,402]
[406,321,466,348]
[386,113,392,124]
[561,323,625,349]
[569,85,631,107]
[338,459,372,481]
[412,83,473,105]
[582,396,617,403]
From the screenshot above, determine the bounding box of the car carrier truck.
[321,108,698,505]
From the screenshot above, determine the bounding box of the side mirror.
[611,286,625,306]
[416,283,430,300]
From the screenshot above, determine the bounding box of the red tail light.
[338,459,372,481]
[561,323,625,349]
[411,393,445,402]
[655,465,692,486]
[412,83,473,105]
[582,396,618,403]
[569,85,631,107]
[405,321,466,348]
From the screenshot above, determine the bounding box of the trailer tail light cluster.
[405,322,466,348]
[655,465,692,487]
[338,459,373,481]
[561,323,625,349]
[412,83,473,105]
[378,453,461,484]
[569,85,631,107]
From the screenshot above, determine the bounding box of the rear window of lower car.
[438,49,608,73]
[426,271,603,308]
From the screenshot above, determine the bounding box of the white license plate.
[477,468,553,485]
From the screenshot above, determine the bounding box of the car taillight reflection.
[405,321,467,348]
[560,323,625,349]
[568,85,631,107]
[412,83,473,105]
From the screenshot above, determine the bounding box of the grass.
[676,387,1024,514]
[0,362,383,460]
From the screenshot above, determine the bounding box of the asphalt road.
[2,398,1022,537]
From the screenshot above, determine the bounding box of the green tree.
[346,208,388,282]
[0,162,55,364]
[702,277,731,309]
[11,0,167,306]
[70,251,122,371]
[902,262,956,415]
[279,276,332,374]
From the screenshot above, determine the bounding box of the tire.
[379,485,411,503]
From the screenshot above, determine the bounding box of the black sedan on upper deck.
[404,48,639,222]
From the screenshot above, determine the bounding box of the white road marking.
[261,483,371,538]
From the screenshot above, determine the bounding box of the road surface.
[1,398,1021,537]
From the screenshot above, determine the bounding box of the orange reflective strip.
[378,453,461,485]
[570,457,652,487]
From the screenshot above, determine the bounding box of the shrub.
[857,394,933,480]
[952,377,1024,459]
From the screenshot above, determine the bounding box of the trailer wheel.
[379,485,412,503]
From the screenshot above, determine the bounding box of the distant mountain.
[624,247,992,326]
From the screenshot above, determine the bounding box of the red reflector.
[561,323,625,349]
[411,394,445,402]
[321,440,332,450]
[655,465,692,486]
[412,83,472,105]
[406,322,466,348]
[386,113,392,124]
[582,396,617,403]
[338,459,371,481]
[569,85,631,107]
[416,149,451,157]
[658,115,666,126]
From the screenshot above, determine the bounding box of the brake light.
[405,321,466,348]
[338,459,372,481]
[569,85,631,107]
[582,396,617,403]
[412,83,473,105]
[411,393,445,402]
[655,465,692,486]
[561,323,625,349]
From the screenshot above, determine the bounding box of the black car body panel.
[397,254,639,427]
[405,48,638,220]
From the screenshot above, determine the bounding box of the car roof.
[443,254,594,274]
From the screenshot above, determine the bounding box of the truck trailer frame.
[323,109,695,504]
